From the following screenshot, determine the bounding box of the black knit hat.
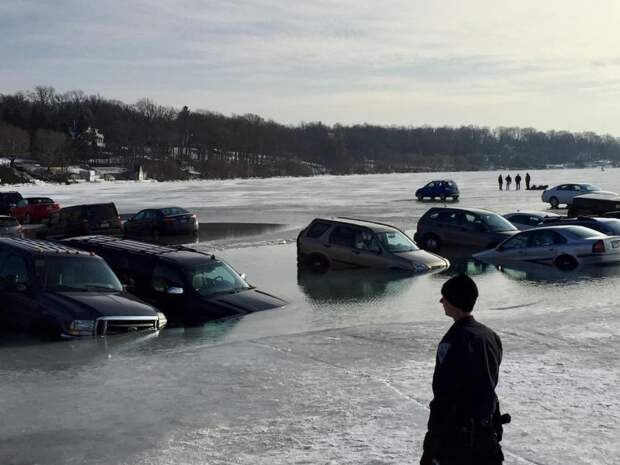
[441,274,478,312]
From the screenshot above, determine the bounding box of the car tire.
[440,194,446,201]
[417,194,423,201]
[554,254,578,271]
[307,253,330,274]
[549,196,559,208]
[422,234,441,252]
[452,195,459,201]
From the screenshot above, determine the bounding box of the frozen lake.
[1,168,619,465]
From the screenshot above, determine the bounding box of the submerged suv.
[297,217,450,273]
[414,207,518,252]
[0,238,166,339]
[40,203,123,239]
[63,236,287,324]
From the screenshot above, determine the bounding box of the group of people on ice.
[498,172,530,190]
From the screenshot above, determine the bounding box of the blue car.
[415,180,460,201]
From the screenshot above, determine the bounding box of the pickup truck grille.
[95,316,158,335]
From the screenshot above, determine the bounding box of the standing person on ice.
[420,274,509,465]
[497,174,503,191]
[504,174,512,190]
[515,173,522,190]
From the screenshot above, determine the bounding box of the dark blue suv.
[415,180,459,201]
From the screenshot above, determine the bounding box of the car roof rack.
[0,237,92,255]
[64,235,215,258]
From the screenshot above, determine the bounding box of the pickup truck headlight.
[68,320,95,336]
[157,312,167,330]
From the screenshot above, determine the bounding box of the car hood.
[395,249,450,269]
[40,291,158,320]
[205,289,287,314]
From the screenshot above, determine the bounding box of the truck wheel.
[422,234,441,252]
[307,254,330,274]
[555,255,578,271]
[549,197,559,208]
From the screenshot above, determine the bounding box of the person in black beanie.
[420,274,508,465]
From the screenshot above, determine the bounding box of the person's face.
[440,295,464,320]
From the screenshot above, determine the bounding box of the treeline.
[1,86,619,180]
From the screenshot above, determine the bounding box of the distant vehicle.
[567,193,620,217]
[503,210,561,230]
[62,235,287,324]
[541,216,620,236]
[0,216,23,238]
[123,207,198,238]
[474,225,620,270]
[297,217,450,273]
[541,183,617,208]
[0,237,166,339]
[415,180,459,201]
[414,207,518,252]
[9,197,60,224]
[0,191,23,215]
[40,203,122,239]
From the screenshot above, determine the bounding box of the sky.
[2,0,620,135]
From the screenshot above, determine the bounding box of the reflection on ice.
[297,268,415,303]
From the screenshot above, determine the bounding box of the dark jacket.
[423,316,504,464]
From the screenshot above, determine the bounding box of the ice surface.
[1,168,619,465]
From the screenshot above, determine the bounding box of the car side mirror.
[167,286,184,295]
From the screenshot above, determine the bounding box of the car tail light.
[592,240,605,253]
[163,218,175,224]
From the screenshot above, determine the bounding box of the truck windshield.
[35,256,123,291]
[185,261,251,297]
[376,230,419,252]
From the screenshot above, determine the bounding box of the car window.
[427,182,435,188]
[527,216,543,226]
[0,255,30,284]
[152,263,185,292]
[480,213,517,232]
[35,256,122,291]
[573,185,582,191]
[429,210,458,225]
[463,213,477,224]
[529,230,567,247]
[28,198,53,204]
[499,233,530,250]
[87,204,117,221]
[599,221,620,235]
[133,211,146,221]
[160,207,188,216]
[306,221,331,238]
[329,226,357,247]
[185,261,250,297]
[354,229,381,252]
[16,199,28,207]
[144,211,158,220]
[376,230,417,252]
[507,214,526,224]
[564,226,602,238]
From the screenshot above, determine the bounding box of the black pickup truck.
[0,238,166,339]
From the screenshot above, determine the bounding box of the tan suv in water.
[297,217,450,273]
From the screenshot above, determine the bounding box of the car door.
[327,225,365,268]
[494,232,531,262]
[525,230,567,264]
[456,212,484,246]
[0,253,38,331]
[434,210,462,244]
[125,210,146,235]
[147,262,188,313]
[143,210,159,234]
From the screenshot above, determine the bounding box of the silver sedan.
[473,225,620,270]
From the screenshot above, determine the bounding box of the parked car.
[567,193,620,217]
[541,183,617,208]
[297,217,450,273]
[414,207,518,252]
[62,235,287,324]
[0,216,23,238]
[0,237,167,339]
[540,216,620,236]
[503,210,561,230]
[473,225,620,270]
[123,207,198,238]
[0,191,23,215]
[415,180,459,201]
[9,197,60,224]
[39,203,123,239]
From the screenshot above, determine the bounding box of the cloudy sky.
[2,0,620,134]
